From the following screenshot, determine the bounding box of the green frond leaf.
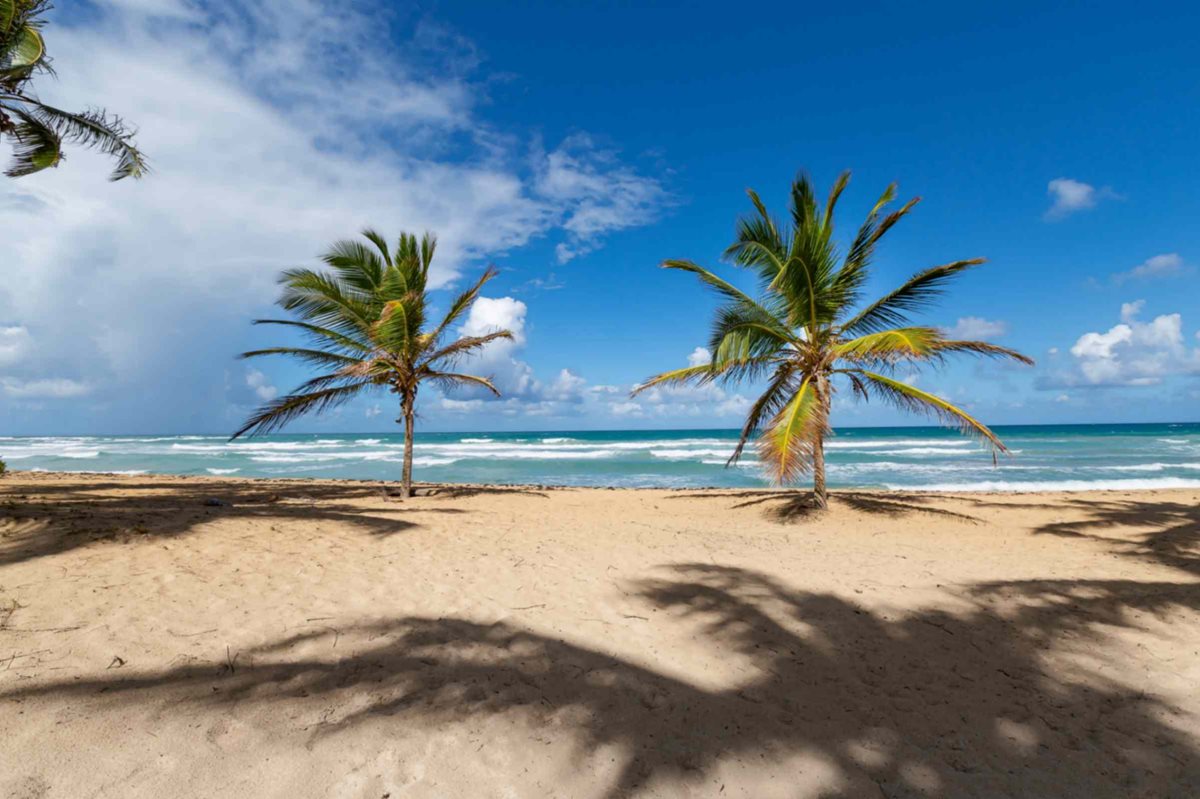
[840,258,985,336]
[758,376,828,485]
[231,383,370,439]
[851,369,1008,456]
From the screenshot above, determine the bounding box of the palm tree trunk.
[400,392,416,499]
[812,435,828,509]
[812,379,830,509]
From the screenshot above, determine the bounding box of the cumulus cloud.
[1042,302,1200,387]
[944,317,1008,341]
[687,347,712,367]
[1112,253,1188,284]
[1043,178,1118,220]
[0,0,667,432]
[245,369,278,401]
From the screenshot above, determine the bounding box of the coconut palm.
[634,171,1033,509]
[233,230,512,499]
[1,0,147,179]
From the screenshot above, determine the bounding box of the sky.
[1,0,1198,435]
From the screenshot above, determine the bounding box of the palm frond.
[839,259,985,336]
[758,375,828,485]
[631,363,716,394]
[728,363,798,465]
[251,318,371,354]
[425,265,500,349]
[231,382,370,439]
[321,239,384,292]
[426,371,502,397]
[834,327,941,364]
[237,347,362,371]
[424,330,513,366]
[933,339,1035,365]
[850,369,1007,457]
[27,103,147,180]
[2,106,58,177]
[278,268,374,334]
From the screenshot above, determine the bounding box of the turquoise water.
[3,423,1200,491]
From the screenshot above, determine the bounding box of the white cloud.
[687,346,712,367]
[0,326,31,366]
[1050,302,1200,387]
[1043,178,1118,220]
[2,377,91,399]
[944,317,1008,341]
[537,133,670,263]
[0,1,666,431]
[1112,253,1187,284]
[245,368,278,401]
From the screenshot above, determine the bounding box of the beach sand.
[1,471,1198,798]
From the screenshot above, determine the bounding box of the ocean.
[3,423,1200,492]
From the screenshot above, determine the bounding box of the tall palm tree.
[233,230,512,499]
[634,171,1033,509]
[1,0,147,179]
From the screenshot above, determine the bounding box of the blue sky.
[1,0,1198,434]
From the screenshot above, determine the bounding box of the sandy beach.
[1,470,1198,798]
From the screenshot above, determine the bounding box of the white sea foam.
[889,477,1200,493]
[540,437,577,444]
[459,437,493,443]
[206,468,241,475]
[649,448,736,459]
[1104,462,1200,472]
[825,439,974,450]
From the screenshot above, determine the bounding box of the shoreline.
[7,467,1200,497]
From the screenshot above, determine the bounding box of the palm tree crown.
[635,171,1033,507]
[1,0,147,179]
[233,230,512,497]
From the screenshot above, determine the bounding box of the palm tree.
[233,230,512,499]
[634,171,1033,509]
[1,0,147,179]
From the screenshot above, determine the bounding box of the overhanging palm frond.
[848,369,1007,456]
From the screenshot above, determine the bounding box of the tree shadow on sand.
[1026,497,1200,576]
[0,477,476,566]
[6,563,1197,797]
[670,489,982,524]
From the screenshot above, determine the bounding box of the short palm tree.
[634,171,1033,508]
[233,230,512,499]
[1,0,147,179]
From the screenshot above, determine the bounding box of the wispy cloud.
[1111,253,1188,284]
[944,317,1008,341]
[1043,178,1119,220]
